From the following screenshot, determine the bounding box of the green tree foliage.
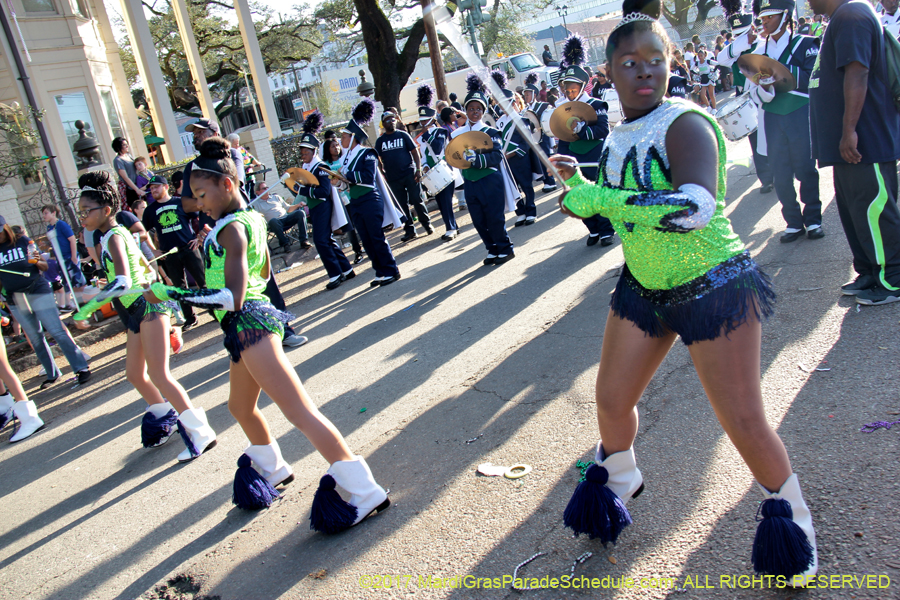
[117,0,322,120]
[480,0,547,60]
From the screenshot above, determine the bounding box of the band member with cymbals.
[715,0,774,194]
[417,85,460,240]
[451,74,516,265]
[340,98,402,286]
[750,0,823,243]
[498,92,540,227]
[292,111,356,291]
[556,33,617,248]
[523,73,558,193]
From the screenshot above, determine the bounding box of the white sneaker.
[38,365,46,376]
[282,334,309,348]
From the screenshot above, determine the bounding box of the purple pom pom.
[416,84,435,108]
[302,110,324,135]
[525,72,538,87]
[491,69,508,89]
[719,0,743,16]
[352,97,375,125]
[465,72,485,94]
[562,33,586,68]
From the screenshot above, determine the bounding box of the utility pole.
[421,0,448,100]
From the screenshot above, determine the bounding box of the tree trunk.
[353,0,426,113]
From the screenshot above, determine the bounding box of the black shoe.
[182,316,198,331]
[76,370,92,386]
[423,225,434,235]
[343,270,356,281]
[379,273,401,286]
[483,255,497,265]
[841,274,877,296]
[325,275,344,290]
[856,285,900,305]
[353,253,365,265]
[40,377,59,390]
[514,216,527,227]
[780,230,805,243]
[370,278,383,287]
[807,227,825,240]
[600,235,615,247]
[524,217,536,226]
[299,241,313,250]
[586,235,601,247]
[400,232,417,242]
[493,253,515,265]
[760,183,774,194]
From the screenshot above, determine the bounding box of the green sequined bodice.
[596,99,744,290]
[204,209,270,321]
[100,225,148,308]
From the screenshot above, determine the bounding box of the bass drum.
[421,160,455,196]
[602,89,623,124]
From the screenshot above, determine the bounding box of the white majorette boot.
[309,455,390,534]
[232,441,295,510]
[564,443,644,544]
[141,401,178,448]
[0,392,15,429]
[9,400,45,442]
[752,473,818,586]
[175,407,217,462]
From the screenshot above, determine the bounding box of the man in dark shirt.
[449,93,464,112]
[809,0,900,305]
[142,175,207,328]
[590,69,614,98]
[666,71,689,98]
[541,44,553,65]
[375,112,432,241]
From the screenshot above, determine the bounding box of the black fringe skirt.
[609,252,775,346]
[220,300,294,363]
[113,296,179,334]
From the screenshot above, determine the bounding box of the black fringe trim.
[220,300,294,363]
[114,296,179,334]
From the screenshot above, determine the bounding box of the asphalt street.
[0,138,898,600]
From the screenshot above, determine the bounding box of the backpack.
[883,27,900,110]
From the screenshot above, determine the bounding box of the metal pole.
[421,0,448,100]
[0,5,74,225]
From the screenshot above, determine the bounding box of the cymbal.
[736,54,796,94]
[283,167,318,193]
[522,111,542,143]
[549,101,597,142]
[445,131,493,170]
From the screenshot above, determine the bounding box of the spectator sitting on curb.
[249,182,312,254]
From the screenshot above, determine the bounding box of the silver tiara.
[612,12,657,32]
[80,185,100,193]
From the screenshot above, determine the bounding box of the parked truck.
[397,52,560,125]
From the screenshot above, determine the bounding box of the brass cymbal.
[523,111,542,143]
[549,101,597,142]
[445,131,493,170]
[736,54,797,94]
[283,167,318,193]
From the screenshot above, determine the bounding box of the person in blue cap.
[290,111,356,291]
[451,73,516,266]
[339,98,402,286]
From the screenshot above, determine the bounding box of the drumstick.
[0,267,26,276]
[554,161,600,169]
[148,247,178,263]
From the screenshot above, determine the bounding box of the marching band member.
[417,85,460,240]
[751,0,823,243]
[291,111,356,290]
[555,34,617,247]
[499,92,541,226]
[715,0,774,194]
[451,74,517,265]
[523,73,558,193]
[340,98,402,286]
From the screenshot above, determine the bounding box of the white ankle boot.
[0,392,15,429]
[176,407,217,462]
[244,440,294,486]
[595,443,644,504]
[10,400,45,442]
[753,474,818,585]
[141,402,178,448]
[310,455,390,533]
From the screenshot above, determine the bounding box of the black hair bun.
[622,0,660,19]
[198,137,231,160]
[78,170,110,189]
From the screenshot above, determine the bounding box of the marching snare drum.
[421,160,455,196]
[540,106,555,138]
[715,93,757,141]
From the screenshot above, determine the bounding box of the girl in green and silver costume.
[147,138,390,529]
[551,0,818,585]
[75,171,216,462]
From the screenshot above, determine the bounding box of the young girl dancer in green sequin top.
[146,138,389,529]
[550,0,818,584]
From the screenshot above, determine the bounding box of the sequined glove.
[73,275,133,321]
[149,282,235,311]
[563,183,716,232]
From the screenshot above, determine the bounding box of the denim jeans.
[268,210,308,246]
[8,292,90,378]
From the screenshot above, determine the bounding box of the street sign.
[292,98,304,110]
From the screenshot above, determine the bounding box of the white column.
[170,0,216,124]
[117,0,186,163]
[88,0,148,159]
[233,0,282,139]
